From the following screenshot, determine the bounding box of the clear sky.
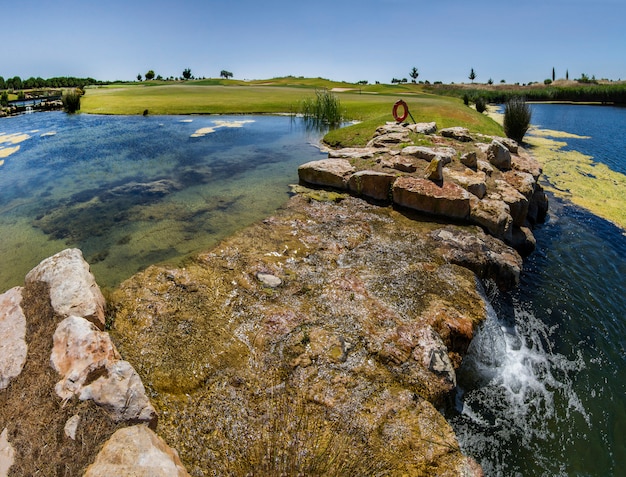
[3,0,625,84]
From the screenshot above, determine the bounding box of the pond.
[0,113,325,291]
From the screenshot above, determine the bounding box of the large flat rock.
[298,159,355,190]
[392,176,472,220]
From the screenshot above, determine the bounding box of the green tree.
[182,68,192,80]
[409,67,419,83]
[487,78,493,85]
[137,74,142,81]
[145,70,155,80]
[468,68,476,83]
[1,91,8,106]
[220,70,233,79]
[566,69,569,80]
[552,67,555,82]
[0,76,5,89]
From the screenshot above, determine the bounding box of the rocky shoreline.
[0,121,547,475]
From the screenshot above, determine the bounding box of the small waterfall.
[450,287,589,476]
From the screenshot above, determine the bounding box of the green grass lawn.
[81,78,504,147]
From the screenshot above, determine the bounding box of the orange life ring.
[393,100,409,122]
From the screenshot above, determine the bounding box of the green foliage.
[299,89,343,129]
[137,74,142,81]
[17,90,25,100]
[503,97,531,143]
[544,79,552,85]
[463,93,470,106]
[182,68,192,80]
[0,91,8,106]
[410,67,419,83]
[62,89,81,113]
[220,70,233,79]
[474,95,487,113]
[145,70,155,80]
[468,68,476,83]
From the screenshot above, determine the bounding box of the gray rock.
[0,287,27,390]
[487,140,512,170]
[401,146,454,164]
[25,248,106,329]
[493,136,519,153]
[298,159,355,190]
[407,122,437,135]
[367,132,411,148]
[64,415,81,440]
[493,180,529,226]
[392,156,418,172]
[477,159,494,176]
[440,127,472,142]
[328,147,377,159]
[460,151,477,169]
[470,198,514,243]
[83,425,190,477]
[256,272,282,288]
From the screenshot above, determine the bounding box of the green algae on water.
[526,131,626,231]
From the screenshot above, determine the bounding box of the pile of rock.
[0,249,189,476]
[301,122,548,256]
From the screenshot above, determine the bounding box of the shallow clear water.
[450,104,626,476]
[0,113,325,290]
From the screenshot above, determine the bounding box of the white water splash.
[452,298,590,476]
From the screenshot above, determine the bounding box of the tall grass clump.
[474,95,488,113]
[504,96,532,143]
[62,89,81,113]
[299,89,343,130]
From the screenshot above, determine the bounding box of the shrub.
[463,93,470,106]
[474,95,488,113]
[62,89,81,113]
[504,97,532,143]
[544,79,552,85]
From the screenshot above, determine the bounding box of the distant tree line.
[0,75,106,90]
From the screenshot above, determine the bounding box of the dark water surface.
[450,104,626,476]
[0,113,325,290]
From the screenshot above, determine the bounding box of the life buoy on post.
[392,100,409,123]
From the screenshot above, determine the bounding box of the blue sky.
[4,0,625,84]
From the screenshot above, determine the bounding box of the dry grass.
[0,282,124,477]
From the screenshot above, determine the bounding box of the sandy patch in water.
[190,120,255,137]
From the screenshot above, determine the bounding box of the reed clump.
[62,88,82,113]
[299,89,343,129]
[503,97,532,143]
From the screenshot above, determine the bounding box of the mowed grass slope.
[81,78,504,146]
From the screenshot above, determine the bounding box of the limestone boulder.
[445,169,487,199]
[0,428,15,477]
[401,146,455,164]
[392,176,471,220]
[24,248,106,329]
[503,170,536,200]
[510,226,537,257]
[391,156,418,173]
[328,147,377,160]
[0,287,27,390]
[461,151,478,169]
[493,136,519,153]
[83,425,189,477]
[431,226,523,290]
[512,151,543,179]
[470,198,514,243]
[440,127,472,142]
[493,180,529,226]
[51,315,157,427]
[407,121,437,134]
[298,159,355,190]
[367,131,410,148]
[487,140,512,170]
[348,170,395,201]
[477,159,494,176]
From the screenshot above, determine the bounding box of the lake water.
[0,113,325,290]
[2,106,625,476]
[450,104,626,476]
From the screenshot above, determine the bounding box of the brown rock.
[298,159,355,190]
[445,169,487,199]
[328,147,377,159]
[24,248,106,329]
[0,287,27,390]
[348,170,395,201]
[470,198,514,243]
[503,170,536,200]
[392,176,471,220]
[391,156,418,172]
[83,425,190,477]
[527,183,549,225]
[494,180,529,226]
[461,151,478,169]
